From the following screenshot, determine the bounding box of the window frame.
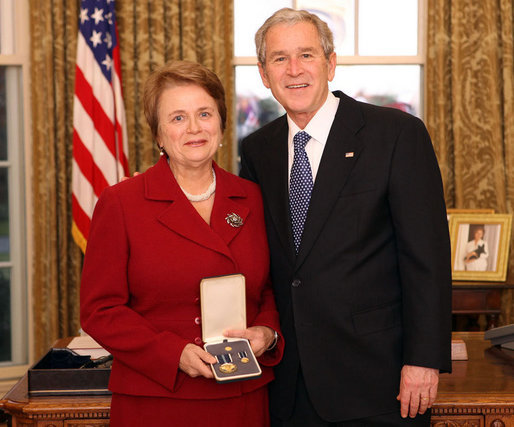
[0,0,32,381]
[233,0,426,65]
[232,0,427,171]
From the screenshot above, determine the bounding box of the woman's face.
[157,84,222,169]
[474,229,484,240]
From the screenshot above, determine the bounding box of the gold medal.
[225,346,232,351]
[219,362,237,374]
[240,357,249,363]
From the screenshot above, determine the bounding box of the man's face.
[258,21,336,128]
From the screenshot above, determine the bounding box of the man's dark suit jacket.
[240,91,452,422]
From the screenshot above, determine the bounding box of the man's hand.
[223,326,275,357]
[396,365,439,418]
[121,171,140,182]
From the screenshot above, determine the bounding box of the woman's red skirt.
[109,385,269,426]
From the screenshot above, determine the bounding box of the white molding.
[5,66,27,365]
[0,55,27,65]
[233,55,424,66]
[0,378,18,395]
[0,0,15,54]
[0,0,32,379]
[17,0,33,368]
[0,364,28,382]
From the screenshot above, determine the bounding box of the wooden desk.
[0,374,110,426]
[2,333,513,426]
[452,281,514,330]
[0,337,110,426]
[431,332,514,427]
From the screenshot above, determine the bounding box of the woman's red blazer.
[80,157,283,399]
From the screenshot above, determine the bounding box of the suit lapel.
[144,158,245,262]
[295,92,365,267]
[257,118,296,264]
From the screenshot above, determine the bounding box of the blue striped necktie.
[289,131,313,253]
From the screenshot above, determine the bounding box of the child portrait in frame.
[450,214,512,282]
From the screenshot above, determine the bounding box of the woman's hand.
[179,343,217,378]
[223,326,275,357]
[464,251,477,262]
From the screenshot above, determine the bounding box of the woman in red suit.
[80,60,283,426]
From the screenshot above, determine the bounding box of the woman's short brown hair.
[143,60,227,142]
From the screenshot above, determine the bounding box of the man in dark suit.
[239,8,452,426]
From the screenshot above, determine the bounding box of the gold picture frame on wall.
[449,214,512,282]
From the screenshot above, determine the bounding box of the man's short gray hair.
[255,8,335,66]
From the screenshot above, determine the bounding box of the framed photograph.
[449,214,512,282]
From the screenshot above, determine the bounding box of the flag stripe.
[72,193,92,241]
[72,158,99,218]
[72,0,129,253]
[74,65,118,159]
[72,131,111,196]
[76,33,115,124]
[73,95,120,186]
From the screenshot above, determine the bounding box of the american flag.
[71,0,129,253]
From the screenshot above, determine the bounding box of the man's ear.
[258,62,271,89]
[327,52,337,82]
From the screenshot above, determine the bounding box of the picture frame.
[449,213,512,282]
[446,208,495,222]
[447,209,495,214]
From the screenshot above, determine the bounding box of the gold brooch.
[225,213,243,228]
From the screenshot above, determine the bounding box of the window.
[233,0,425,168]
[0,0,30,380]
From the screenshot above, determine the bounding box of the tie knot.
[293,131,311,151]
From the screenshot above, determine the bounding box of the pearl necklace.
[180,168,216,202]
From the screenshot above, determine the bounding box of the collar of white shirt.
[287,92,340,182]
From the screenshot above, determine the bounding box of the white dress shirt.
[287,92,340,185]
